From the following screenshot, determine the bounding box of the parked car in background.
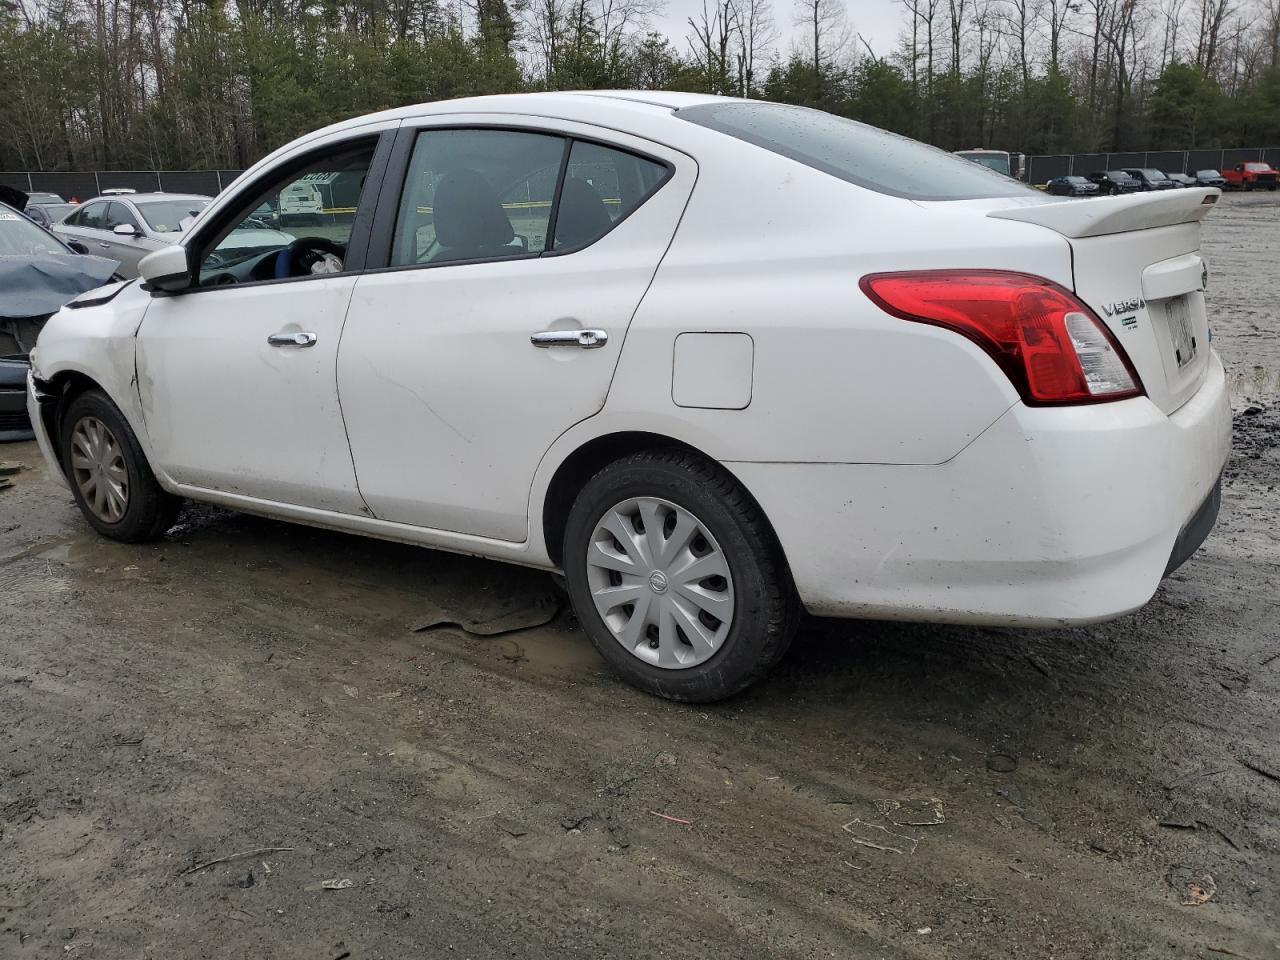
[1166,173,1197,188]
[1222,162,1278,190]
[1085,170,1143,194]
[54,193,212,277]
[1191,169,1227,188]
[1045,175,1100,197]
[25,191,65,205]
[1122,168,1176,191]
[0,188,117,441]
[278,181,325,224]
[26,92,1231,702]
[24,202,77,230]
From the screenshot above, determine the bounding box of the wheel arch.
[33,368,113,476]
[538,429,785,573]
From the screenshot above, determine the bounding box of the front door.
[338,121,694,541]
[135,132,388,513]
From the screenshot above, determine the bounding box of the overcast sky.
[646,0,908,66]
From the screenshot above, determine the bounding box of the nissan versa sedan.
[26,92,1231,702]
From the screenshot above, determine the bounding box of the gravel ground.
[1,193,1277,959]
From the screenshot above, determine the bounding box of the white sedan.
[25,92,1231,702]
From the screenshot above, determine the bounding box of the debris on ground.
[1166,865,1217,906]
[842,819,918,855]
[560,813,592,831]
[411,593,560,637]
[650,811,693,826]
[875,798,945,826]
[320,878,354,891]
[0,461,24,476]
[180,847,294,877]
[986,754,1018,773]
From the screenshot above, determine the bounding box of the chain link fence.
[1027,148,1280,185]
[0,169,244,201]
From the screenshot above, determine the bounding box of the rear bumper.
[729,352,1231,625]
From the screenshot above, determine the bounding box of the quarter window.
[552,141,667,251]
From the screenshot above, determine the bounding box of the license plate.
[1165,296,1197,368]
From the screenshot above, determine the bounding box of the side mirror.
[66,240,89,255]
[138,245,192,293]
[113,223,140,236]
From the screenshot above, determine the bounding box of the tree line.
[1,0,1277,172]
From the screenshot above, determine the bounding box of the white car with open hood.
[25,92,1231,702]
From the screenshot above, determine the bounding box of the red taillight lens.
[860,270,1144,405]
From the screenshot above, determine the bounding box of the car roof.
[86,192,211,203]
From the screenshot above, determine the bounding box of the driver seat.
[430,170,514,263]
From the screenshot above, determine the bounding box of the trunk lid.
[987,189,1220,414]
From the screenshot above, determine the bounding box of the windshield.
[677,102,1037,200]
[135,198,210,233]
[965,155,1012,174]
[1245,163,1272,172]
[28,192,64,204]
[0,206,68,255]
[1197,170,1220,177]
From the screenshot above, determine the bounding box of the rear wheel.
[61,390,180,542]
[563,450,799,703]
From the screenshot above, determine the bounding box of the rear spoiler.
[987,188,1221,239]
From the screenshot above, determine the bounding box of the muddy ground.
[2,194,1278,960]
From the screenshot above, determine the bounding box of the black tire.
[562,449,799,703]
[60,389,180,543]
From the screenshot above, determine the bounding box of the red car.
[1222,161,1279,190]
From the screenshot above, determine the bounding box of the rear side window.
[392,129,565,266]
[677,102,1038,201]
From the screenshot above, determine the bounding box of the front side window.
[392,129,564,266]
[101,202,140,232]
[195,139,376,286]
[76,201,109,229]
[678,102,1037,201]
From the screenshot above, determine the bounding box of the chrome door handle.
[98,242,110,249]
[267,331,318,347]
[530,329,608,349]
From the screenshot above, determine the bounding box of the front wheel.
[563,450,799,702]
[60,389,180,542]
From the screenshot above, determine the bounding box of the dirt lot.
[2,194,1278,959]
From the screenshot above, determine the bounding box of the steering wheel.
[275,237,345,279]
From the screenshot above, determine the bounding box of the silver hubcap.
[70,416,129,523]
[585,497,735,669]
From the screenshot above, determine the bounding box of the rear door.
[337,119,695,541]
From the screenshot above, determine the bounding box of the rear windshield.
[1196,170,1220,177]
[135,198,209,233]
[677,101,1038,201]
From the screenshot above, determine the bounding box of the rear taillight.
[860,270,1144,405]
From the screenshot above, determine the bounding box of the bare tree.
[730,0,775,94]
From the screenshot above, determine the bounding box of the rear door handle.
[98,242,110,249]
[530,329,608,349]
[267,331,318,347]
